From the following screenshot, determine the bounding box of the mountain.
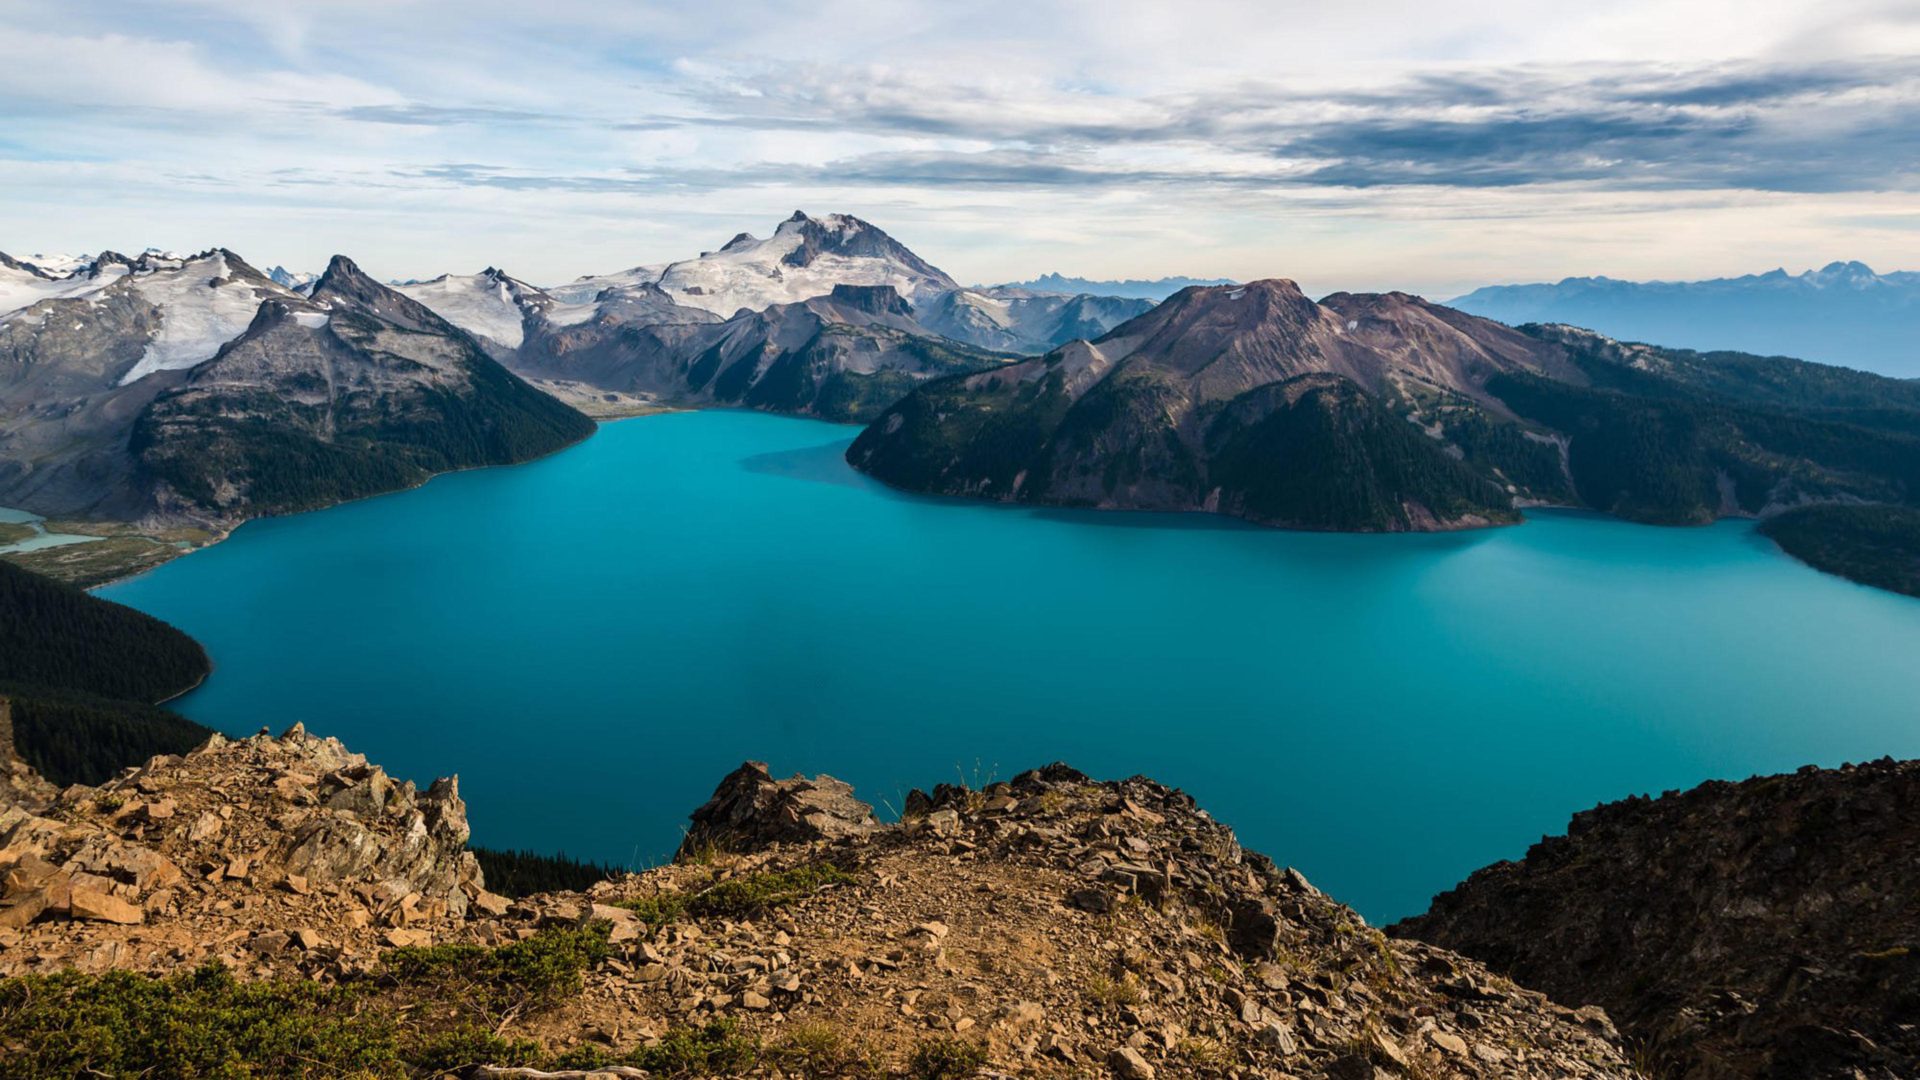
[0,249,306,520]
[847,282,1920,577]
[1450,262,1920,377]
[1485,324,1920,526]
[1760,505,1920,598]
[992,272,1238,301]
[0,725,1644,1080]
[847,280,1580,532]
[132,256,594,522]
[394,267,596,355]
[0,249,295,385]
[650,211,959,316]
[1395,759,1920,1080]
[266,265,317,292]
[512,283,1006,422]
[534,213,1152,355]
[919,287,1156,353]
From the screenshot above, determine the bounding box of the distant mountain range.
[0,213,1149,559]
[8,220,1920,599]
[1450,262,1920,377]
[990,273,1237,301]
[0,249,590,533]
[532,212,1151,356]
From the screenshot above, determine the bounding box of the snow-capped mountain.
[920,287,1155,353]
[646,212,959,317]
[0,249,297,385]
[545,212,1152,353]
[545,212,959,317]
[1450,261,1920,377]
[395,269,598,352]
[267,265,318,293]
[547,263,670,305]
[512,283,1002,422]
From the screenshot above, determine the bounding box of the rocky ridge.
[0,718,1642,1079]
[1395,759,1920,1080]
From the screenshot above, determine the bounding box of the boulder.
[676,761,876,860]
[68,884,143,925]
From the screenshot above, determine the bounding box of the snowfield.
[119,252,291,384]
[653,215,950,316]
[395,272,532,348]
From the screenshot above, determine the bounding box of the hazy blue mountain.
[990,273,1236,301]
[1450,262,1920,377]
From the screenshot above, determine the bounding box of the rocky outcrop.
[577,759,1639,1079]
[0,731,1646,1077]
[0,723,489,967]
[675,760,878,859]
[1394,759,1920,1080]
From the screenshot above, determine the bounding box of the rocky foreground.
[1396,759,1920,1080]
[0,721,1640,1078]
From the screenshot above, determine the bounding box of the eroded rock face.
[0,722,483,959]
[676,761,878,860]
[1395,758,1920,1080]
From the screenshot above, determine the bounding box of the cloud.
[338,104,565,126]
[2,0,1918,291]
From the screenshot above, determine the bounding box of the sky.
[2,0,1917,297]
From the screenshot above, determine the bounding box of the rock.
[1257,1020,1298,1054]
[68,884,144,925]
[1107,1045,1156,1078]
[1396,757,1920,1080]
[1070,887,1116,914]
[0,888,50,929]
[473,889,511,917]
[384,928,432,948]
[187,811,224,844]
[1428,1029,1469,1056]
[739,990,771,1010]
[676,761,877,859]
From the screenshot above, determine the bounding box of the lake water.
[98,410,1920,923]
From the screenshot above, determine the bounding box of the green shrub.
[613,862,855,927]
[907,1035,988,1080]
[686,864,854,919]
[0,925,615,1079]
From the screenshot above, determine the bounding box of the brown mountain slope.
[847,280,1572,532]
[1394,760,1920,1080]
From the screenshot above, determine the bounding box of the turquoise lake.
[98,409,1920,923]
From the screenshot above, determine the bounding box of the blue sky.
[2,0,1916,295]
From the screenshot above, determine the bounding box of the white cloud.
[0,0,1914,294]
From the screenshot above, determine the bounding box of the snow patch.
[119,252,282,383]
[394,272,529,348]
